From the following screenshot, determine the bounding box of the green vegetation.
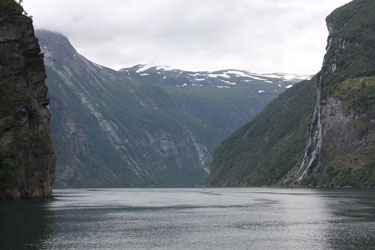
[334,76,375,108]
[326,162,375,187]
[207,79,317,186]
[161,85,273,136]
[299,174,320,187]
[323,0,375,95]
[0,0,22,12]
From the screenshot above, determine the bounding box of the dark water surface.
[1,188,375,250]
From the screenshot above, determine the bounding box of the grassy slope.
[207,78,316,186]
[323,0,375,95]
[161,85,274,136]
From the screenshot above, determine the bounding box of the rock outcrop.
[0,1,55,199]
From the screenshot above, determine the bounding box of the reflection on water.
[1,188,375,250]
[0,199,53,250]
[324,191,375,250]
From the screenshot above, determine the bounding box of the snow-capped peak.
[118,64,311,90]
[135,64,153,73]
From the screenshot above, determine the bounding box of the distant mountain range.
[37,30,309,187]
[121,64,308,90]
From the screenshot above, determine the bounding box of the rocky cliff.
[207,0,375,187]
[0,1,55,199]
[296,0,375,187]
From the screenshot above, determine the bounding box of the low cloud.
[24,0,351,74]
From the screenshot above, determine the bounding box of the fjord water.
[1,188,375,250]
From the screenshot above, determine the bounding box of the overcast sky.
[24,0,351,74]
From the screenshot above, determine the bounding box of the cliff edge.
[0,0,55,199]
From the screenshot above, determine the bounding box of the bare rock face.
[321,97,375,171]
[0,1,55,199]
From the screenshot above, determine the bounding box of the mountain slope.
[121,65,308,136]
[39,30,218,187]
[207,0,375,188]
[37,30,305,187]
[207,79,317,186]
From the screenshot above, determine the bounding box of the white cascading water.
[296,75,323,181]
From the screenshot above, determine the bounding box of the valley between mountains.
[37,30,308,187]
[2,0,375,200]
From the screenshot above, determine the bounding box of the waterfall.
[296,76,323,181]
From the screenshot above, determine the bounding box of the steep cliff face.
[301,0,375,186]
[208,0,375,187]
[319,97,375,186]
[0,1,55,199]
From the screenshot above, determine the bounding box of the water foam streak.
[296,76,323,181]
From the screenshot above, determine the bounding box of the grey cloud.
[24,0,351,74]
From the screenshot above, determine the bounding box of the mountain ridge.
[37,29,306,187]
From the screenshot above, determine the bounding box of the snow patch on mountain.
[208,73,231,79]
[248,75,266,81]
[225,70,250,78]
[220,79,236,85]
[119,64,311,90]
[135,64,153,73]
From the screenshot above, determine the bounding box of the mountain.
[207,0,375,188]
[0,1,55,199]
[122,64,305,89]
[120,65,309,136]
[36,30,306,187]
